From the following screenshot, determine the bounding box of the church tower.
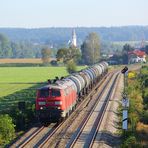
[71,29,77,47]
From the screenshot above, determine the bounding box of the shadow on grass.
[0,83,45,113]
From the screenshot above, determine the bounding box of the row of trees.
[0,32,101,65]
[0,33,46,58]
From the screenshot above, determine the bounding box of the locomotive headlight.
[38,101,46,105]
[40,107,43,110]
[55,101,62,105]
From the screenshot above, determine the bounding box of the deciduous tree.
[122,44,134,64]
[56,47,81,64]
[41,47,51,64]
[81,32,100,65]
[0,33,13,58]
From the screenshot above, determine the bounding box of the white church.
[68,29,77,47]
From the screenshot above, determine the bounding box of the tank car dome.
[94,65,103,75]
[67,75,81,93]
[83,69,94,81]
[79,71,91,87]
[99,63,105,73]
[87,68,96,80]
[91,67,99,77]
[73,74,85,90]
[62,79,77,92]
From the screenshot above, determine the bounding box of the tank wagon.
[36,62,108,122]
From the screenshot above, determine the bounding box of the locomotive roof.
[38,79,75,90]
[38,83,67,90]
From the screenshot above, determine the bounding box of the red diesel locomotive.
[36,62,108,122]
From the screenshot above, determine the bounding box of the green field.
[0,66,85,112]
[0,67,68,83]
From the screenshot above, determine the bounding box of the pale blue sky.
[0,0,148,28]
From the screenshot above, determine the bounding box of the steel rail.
[87,72,120,148]
[18,126,45,148]
[66,72,118,148]
[38,72,112,148]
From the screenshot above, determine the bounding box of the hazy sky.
[0,0,148,28]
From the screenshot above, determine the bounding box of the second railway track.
[66,72,120,148]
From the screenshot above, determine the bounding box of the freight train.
[36,62,108,122]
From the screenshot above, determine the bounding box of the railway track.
[36,72,118,148]
[88,72,120,148]
[10,71,117,148]
[66,72,120,148]
[10,123,57,148]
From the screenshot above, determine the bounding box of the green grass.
[0,66,85,97]
[0,66,85,83]
[0,66,85,112]
[0,67,68,98]
[0,84,33,97]
[0,67,68,83]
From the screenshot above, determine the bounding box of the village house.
[128,49,146,63]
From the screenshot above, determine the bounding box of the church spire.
[71,29,77,47]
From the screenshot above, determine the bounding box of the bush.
[66,60,77,74]
[50,60,58,66]
[9,102,36,131]
[141,110,148,124]
[123,136,137,147]
[136,122,148,145]
[143,89,148,105]
[0,114,15,146]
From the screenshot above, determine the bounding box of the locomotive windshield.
[39,88,49,97]
[51,89,61,97]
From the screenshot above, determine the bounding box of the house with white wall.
[128,49,146,63]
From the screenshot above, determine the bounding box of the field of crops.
[0,58,43,63]
[0,66,85,112]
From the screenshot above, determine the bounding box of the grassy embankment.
[121,65,148,147]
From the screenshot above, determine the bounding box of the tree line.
[0,33,52,59]
[0,32,121,60]
[1,26,148,44]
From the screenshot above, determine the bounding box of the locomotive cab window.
[51,89,61,97]
[39,88,49,97]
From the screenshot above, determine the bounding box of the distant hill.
[0,26,148,47]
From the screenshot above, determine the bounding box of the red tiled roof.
[128,49,146,57]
